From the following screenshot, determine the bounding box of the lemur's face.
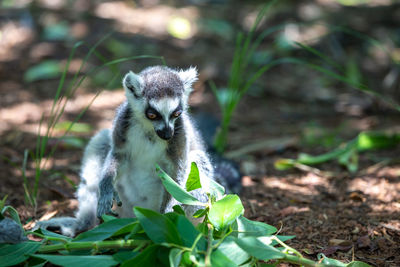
[145,97,182,140]
[123,66,198,141]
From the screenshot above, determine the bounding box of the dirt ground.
[1,1,400,266]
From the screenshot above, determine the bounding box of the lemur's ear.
[178,66,198,97]
[123,71,143,98]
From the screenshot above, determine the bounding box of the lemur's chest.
[114,126,174,216]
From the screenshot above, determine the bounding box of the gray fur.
[34,66,213,237]
[0,218,28,243]
[97,151,119,217]
[140,66,185,99]
[123,71,143,98]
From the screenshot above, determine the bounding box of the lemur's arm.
[97,151,119,218]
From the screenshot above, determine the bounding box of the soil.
[1,1,399,266]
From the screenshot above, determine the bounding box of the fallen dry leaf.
[357,235,371,249]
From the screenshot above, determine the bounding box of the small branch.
[283,254,325,267]
[204,224,214,267]
[26,231,69,243]
[38,239,149,253]
[190,233,203,252]
[293,163,333,177]
[272,236,302,258]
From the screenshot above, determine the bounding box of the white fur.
[177,67,198,103]
[177,66,198,89]
[75,130,111,226]
[114,124,173,217]
[149,97,180,131]
[150,98,180,118]
[123,71,144,96]
[113,97,181,216]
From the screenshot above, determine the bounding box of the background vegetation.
[0,0,399,265]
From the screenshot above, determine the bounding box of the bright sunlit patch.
[95,2,198,39]
[167,17,192,39]
[0,22,33,61]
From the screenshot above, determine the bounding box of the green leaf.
[1,205,22,225]
[174,215,206,250]
[346,55,362,86]
[234,236,285,261]
[172,205,185,216]
[186,162,202,192]
[59,136,87,149]
[236,216,277,238]
[42,21,70,41]
[196,222,208,236]
[24,60,61,82]
[112,221,140,237]
[211,248,239,267]
[346,261,372,267]
[192,208,207,218]
[112,251,139,263]
[274,158,295,170]
[185,162,225,200]
[209,194,244,230]
[73,218,136,241]
[25,256,47,267]
[54,121,92,133]
[101,214,117,222]
[0,242,41,267]
[169,248,182,267]
[165,213,205,249]
[121,244,160,267]
[217,236,250,266]
[32,255,118,267]
[40,228,72,242]
[180,251,192,266]
[317,253,346,267]
[357,132,400,151]
[124,222,144,240]
[134,207,182,245]
[155,164,205,206]
[208,179,225,199]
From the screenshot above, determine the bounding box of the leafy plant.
[275,131,400,173]
[1,164,370,266]
[211,0,278,154]
[212,0,400,155]
[0,195,21,225]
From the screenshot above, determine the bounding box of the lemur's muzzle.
[156,127,174,140]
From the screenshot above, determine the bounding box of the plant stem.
[26,231,70,243]
[272,236,303,258]
[204,224,214,267]
[38,239,149,253]
[283,254,325,267]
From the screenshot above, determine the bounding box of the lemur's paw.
[113,190,122,206]
[97,193,116,218]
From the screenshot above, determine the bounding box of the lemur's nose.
[156,128,173,140]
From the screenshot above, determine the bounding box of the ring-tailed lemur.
[35,66,216,237]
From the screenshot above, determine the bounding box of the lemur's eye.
[146,112,157,120]
[173,110,182,118]
[146,107,160,120]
